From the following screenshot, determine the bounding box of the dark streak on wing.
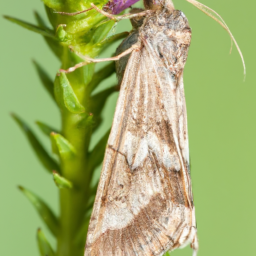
[150,150,186,206]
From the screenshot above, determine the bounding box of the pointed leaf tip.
[33,11,51,32]
[17,185,23,191]
[76,112,94,129]
[32,60,55,101]
[36,121,59,136]
[19,186,59,237]
[54,73,85,114]
[4,15,57,39]
[37,228,56,256]
[50,133,76,160]
[11,113,60,173]
[53,171,73,189]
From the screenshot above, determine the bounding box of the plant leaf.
[70,19,116,57]
[54,73,85,113]
[88,128,110,173]
[41,0,63,10]
[50,132,76,160]
[95,31,129,54]
[32,60,55,100]
[88,62,115,93]
[33,11,52,32]
[83,63,96,86]
[53,171,73,189]
[12,113,60,173]
[56,24,70,42]
[34,11,64,59]
[19,186,59,237]
[37,228,56,256]
[76,112,94,130]
[90,86,117,115]
[90,86,117,130]
[36,121,59,136]
[74,210,92,247]
[3,16,57,39]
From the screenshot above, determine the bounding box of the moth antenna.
[186,0,246,78]
[230,40,233,54]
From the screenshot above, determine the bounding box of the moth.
[60,0,245,255]
[86,0,198,255]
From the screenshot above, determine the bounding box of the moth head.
[144,0,174,11]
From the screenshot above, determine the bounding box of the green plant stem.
[57,113,90,256]
[7,1,120,255]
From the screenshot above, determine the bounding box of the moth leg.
[54,3,153,21]
[91,4,153,21]
[60,44,140,73]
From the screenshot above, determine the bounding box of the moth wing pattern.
[85,9,198,256]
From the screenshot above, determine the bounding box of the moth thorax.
[143,0,174,11]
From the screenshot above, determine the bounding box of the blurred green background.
[0,0,255,255]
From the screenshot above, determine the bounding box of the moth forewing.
[85,1,198,255]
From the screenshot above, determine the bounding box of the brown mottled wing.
[85,43,196,255]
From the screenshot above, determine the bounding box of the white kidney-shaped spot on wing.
[124,131,138,166]
[147,131,162,159]
[163,144,173,169]
[163,145,181,171]
[102,207,134,232]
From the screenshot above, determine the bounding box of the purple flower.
[104,0,140,15]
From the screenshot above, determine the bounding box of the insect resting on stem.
[56,0,245,255]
